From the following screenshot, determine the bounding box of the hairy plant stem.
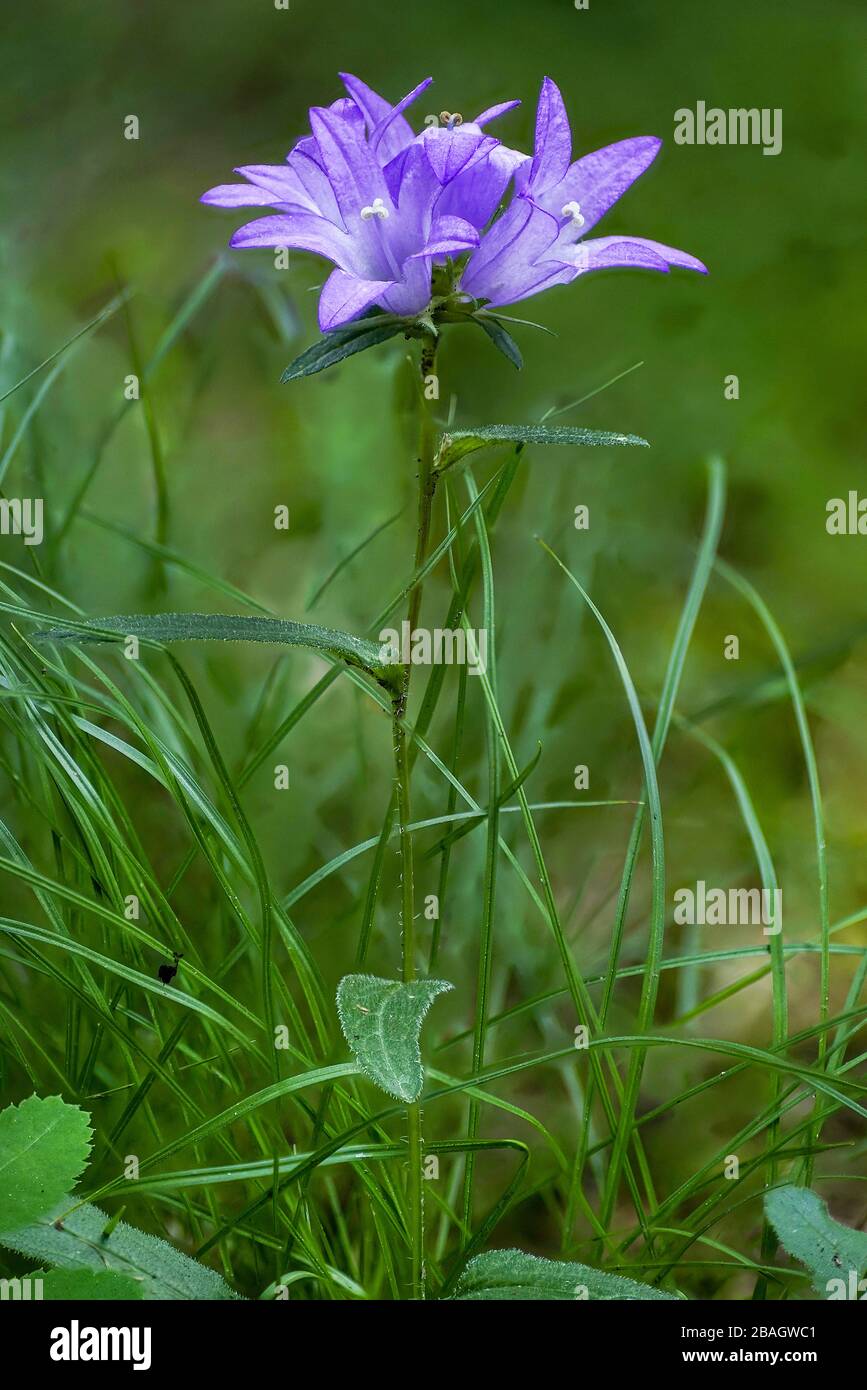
[393,332,438,1300]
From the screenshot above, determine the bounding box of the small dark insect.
[54,1219,65,1231]
[833,1254,843,1268]
[158,950,183,985]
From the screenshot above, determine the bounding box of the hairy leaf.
[36,1268,145,1300]
[0,1095,92,1231]
[765,1186,867,1296]
[449,1248,681,1300]
[0,1198,240,1300]
[336,974,452,1102]
[436,422,649,473]
[34,612,398,686]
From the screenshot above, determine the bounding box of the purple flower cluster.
[202,74,706,332]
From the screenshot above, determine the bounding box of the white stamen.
[561,200,585,227]
[360,197,389,221]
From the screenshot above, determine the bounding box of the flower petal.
[201,183,278,208]
[318,268,394,331]
[329,97,366,135]
[376,143,441,266]
[410,215,479,259]
[461,199,561,304]
[422,123,495,184]
[309,104,390,220]
[339,72,393,126]
[287,147,344,226]
[235,164,318,208]
[379,256,432,317]
[550,136,662,235]
[340,72,425,163]
[474,99,521,127]
[370,77,433,156]
[436,142,528,229]
[572,234,708,275]
[483,259,576,306]
[229,211,356,271]
[461,198,557,283]
[526,77,572,194]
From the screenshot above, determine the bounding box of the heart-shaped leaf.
[449,1248,681,1300]
[765,1186,867,1296]
[436,423,649,475]
[0,1095,92,1231]
[336,974,452,1102]
[34,612,398,687]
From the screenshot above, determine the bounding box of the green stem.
[460,471,499,1238]
[394,332,438,1300]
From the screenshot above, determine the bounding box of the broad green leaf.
[765,1186,867,1296]
[0,1095,92,1231]
[34,612,398,687]
[336,974,453,1102]
[473,316,523,370]
[0,1198,240,1300]
[36,1268,144,1300]
[449,1248,681,1300]
[436,423,649,474]
[281,316,406,383]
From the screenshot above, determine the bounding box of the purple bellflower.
[462,78,707,308]
[202,73,706,343]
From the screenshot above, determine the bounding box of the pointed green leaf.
[0,1095,92,1231]
[436,423,649,474]
[473,316,523,370]
[449,1248,681,1300]
[281,316,405,383]
[33,612,398,687]
[0,1198,240,1300]
[336,974,452,1102]
[765,1186,867,1295]
[36,1268,145,1300]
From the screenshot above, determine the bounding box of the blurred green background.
[2,0,866,1293]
